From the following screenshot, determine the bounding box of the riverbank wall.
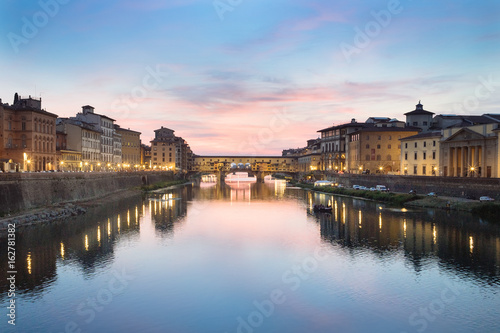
[0,171,175,215]
[321,174,500,199]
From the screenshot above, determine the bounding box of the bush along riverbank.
[295,183,421,206]
[141,179,191,192]
[295,182,500,223]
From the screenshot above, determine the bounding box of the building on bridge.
[193,156,298,173]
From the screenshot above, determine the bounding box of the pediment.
[443,128,485,142]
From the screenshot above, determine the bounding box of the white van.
[376,185,388,192]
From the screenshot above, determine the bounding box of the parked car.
[359,186,367,190]
[427,192,437,197]
[369,187,377,191]
[409,189,417,195]
[353,185,361,190]
[376,185,388,192]
[337,184,345,188]
[479,196,495,202]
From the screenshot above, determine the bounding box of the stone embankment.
[0,171,176,235]
[0,203,87,237]
[0,171,175,216]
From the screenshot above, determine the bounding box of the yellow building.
[348,127,419,174]
[193,156,298,173]
[115,125,141,168]
[400,131,442,176]
[440,123,499,178]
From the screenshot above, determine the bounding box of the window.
[413,122,418,126]
[433,141,436,147]
[414,152,418,160]
[389,136,392,140]
[405,153,408,160]
[414,165,417,175]
[424,141,427,147]
[423,121,428,126]
[366,144,370,149]
[423,152,426,160]
[405,143,408,149]
[414,142,418,148]
[376,155,381,161]
[8,121,12,130]
[388,144,391,149]
[22,135,26,147]
[378,136,381,140]
[387,155,392,161]
[366,135,369,140]
[376,144,380,149]
[422,166,426,175]
[365,155,370,161]
[432,151,436,159]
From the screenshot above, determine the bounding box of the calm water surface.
[1,182,499,333]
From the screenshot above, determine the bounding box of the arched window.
[376,155,381,161]
[7,135,13,148]
[366,144,370,149]
[22,135,27,148]
[365,155,370,161]
[387,155,392,161]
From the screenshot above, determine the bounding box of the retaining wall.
[322,173,500,199]
[0,171,174,215]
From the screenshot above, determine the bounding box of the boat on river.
[313,204,332,213]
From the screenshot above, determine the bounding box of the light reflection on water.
[0,183,499,333]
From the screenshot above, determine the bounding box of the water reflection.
[306,190,500,283]
[0,182,499,313]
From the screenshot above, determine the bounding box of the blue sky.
[1,0,499,154]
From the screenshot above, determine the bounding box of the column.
[449,147,454,177]
[475,145,480,177]
[481,144,487,178]
[456,147,461,177]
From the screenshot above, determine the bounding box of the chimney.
[351,118,356,123]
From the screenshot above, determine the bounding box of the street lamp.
[27,160,31,172]
[60,161,64,172]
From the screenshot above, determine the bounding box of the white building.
[74,105,116,164]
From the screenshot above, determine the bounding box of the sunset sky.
[1,0,499,155]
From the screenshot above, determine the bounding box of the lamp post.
[60,161,64,172]
[433,166,438,176]
[470,166,475,177]
[27,160,31,172]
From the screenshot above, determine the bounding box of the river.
[1,182,499,333]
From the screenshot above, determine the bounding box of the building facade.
[348,127,419,174]
[0,94,58,171]
[440,123,499,178]
[400,132,442,176]
[56,118,101,171]
[74,105,115,164]
[151,127,176,170]
[115,125,141,167]
[193,156,298,173]
[317,120,366,171]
